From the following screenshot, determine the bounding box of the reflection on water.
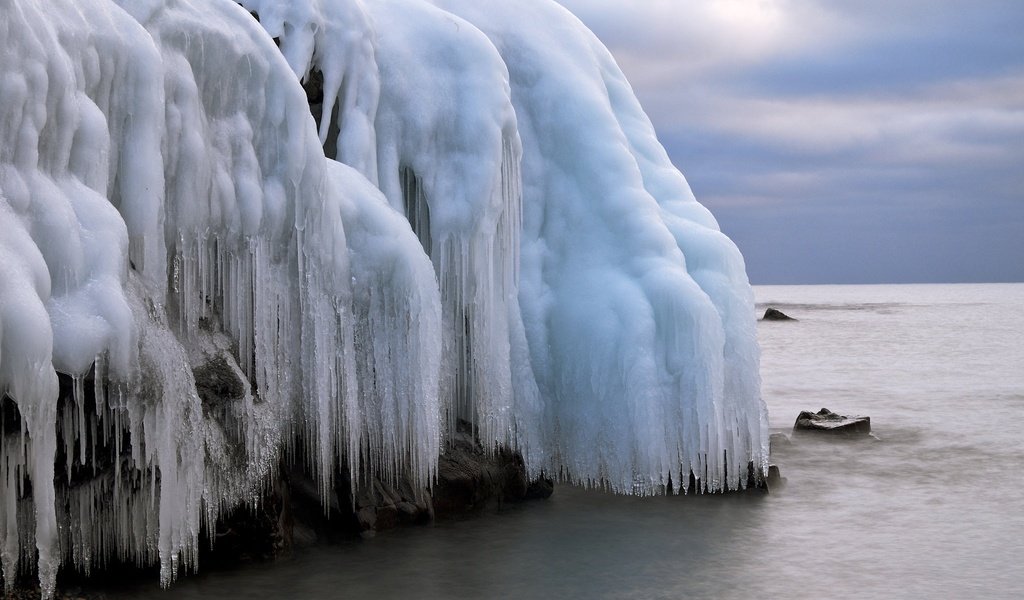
[106,285,1024,599]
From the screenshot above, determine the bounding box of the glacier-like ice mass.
[0,0,768,595]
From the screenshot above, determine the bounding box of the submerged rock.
[769,432,792,452]
[762,307,796,321]
[793,408,871,436]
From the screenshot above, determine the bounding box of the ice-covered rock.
[432,0,767,493]
[0,0,768,595]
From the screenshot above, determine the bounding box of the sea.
[105,283,1024,599]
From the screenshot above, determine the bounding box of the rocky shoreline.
[1,417,554,597]
[4,421,788,597]
[3,359,780,597]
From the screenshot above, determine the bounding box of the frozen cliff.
[0,0,768,595]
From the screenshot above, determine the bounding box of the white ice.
[0,0,768,596]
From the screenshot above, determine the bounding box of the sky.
[557,0,1024,284]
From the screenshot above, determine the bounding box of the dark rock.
[374,505,400,531]
[53,372,129,489]
[396,501,420,519]
[355,507,377,538]
[765,464,785,490]
[328,420,549,537]
[290,520,319,547]
[744,461,785,493]
[769,432,791,452]
[349,479,405,534]
[793,407,871,436]
[432,442,492,516]
[669,459,779,494]
[192,354,246,407]
[431,421,552,519]
[10,354,556,593]
[525,474,554,500]
[198,470,292,569]
[203,491,286,564]
[301,67,324,106]
[373,480,398,508]
[0,586,108,599]
[282,467,354,546]
[2,394,22,436]
[762,307,796,321]
[739,462,785,493]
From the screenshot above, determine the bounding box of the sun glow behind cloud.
[559,0,842,78]
[558,0,1024,283]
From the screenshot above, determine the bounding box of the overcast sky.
[557,0,1024,284]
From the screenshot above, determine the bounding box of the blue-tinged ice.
[0,0,768,597]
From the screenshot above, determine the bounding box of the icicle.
[1,0,769,595]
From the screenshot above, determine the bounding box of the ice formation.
[0,0,767,595]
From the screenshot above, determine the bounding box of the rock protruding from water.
[793,408,871,436]
[762,307,796,321]
[769,432,791,452]
[432,421,553,519]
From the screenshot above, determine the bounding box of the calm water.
[108,284,1024,599]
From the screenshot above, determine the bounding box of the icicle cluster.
[249,0,767,492]
[1,0,441,595]
[0,0,768,596]
[429,0,769,494]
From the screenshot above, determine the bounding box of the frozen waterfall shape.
[1,0,441,594]
[0,0,767,596]
[240,0,546,464]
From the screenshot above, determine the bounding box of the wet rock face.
[10,364,550,593]
[192,354,246,408]
[281,420,553,542]
[1,395,21,437]
[351,475,433,538]
[765,464,785,490]
[431,423,552,519]
[202,483,288,566]
[762,307,796,321]
[793,408,871,436]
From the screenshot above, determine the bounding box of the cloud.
[558,0,844,81]
[557,0,1024,283]
[678,73,1024,158]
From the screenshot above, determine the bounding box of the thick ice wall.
[1,0,444,594]
[0,1,154,592]
[122,0,356,510]
[593,37,768,480]
[1,0,771,593]
[239,0,766,490]
[245,0,543,462]
[0,0,246,591]
[0,205,60,594]
[237,0,381,180]
[436,0,768,492]
[329,161,442,486]
[125,0,443,516]
[367,0,541,462]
